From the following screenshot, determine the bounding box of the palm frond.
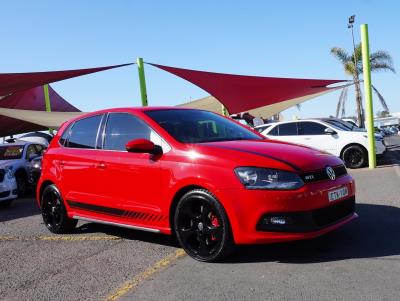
[372,85,390,112]
[344,62,356,76]
[370,50,394,65]
[370,62,396,73]
[331,47,351,65]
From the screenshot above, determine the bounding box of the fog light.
[262,216,292,225]
[270,217,287,225]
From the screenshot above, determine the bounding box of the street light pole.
[348,15,364,127]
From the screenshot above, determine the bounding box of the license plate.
[328,186,349,202]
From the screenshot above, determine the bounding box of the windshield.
[325,120,353,131]
[145,109,262,143]
[0,145,24,160]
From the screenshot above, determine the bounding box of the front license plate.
[328,186,349,202]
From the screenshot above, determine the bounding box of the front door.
[95,112,167,225]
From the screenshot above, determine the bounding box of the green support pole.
[43,84,53,134]
[137,58,148,106]
[221,104,228,116]
[360,24,376,169]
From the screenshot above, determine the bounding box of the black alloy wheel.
[342,145,367,169]
[174,189,234,262]
[41,184,77,234]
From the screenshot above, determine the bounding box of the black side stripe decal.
[205,145,301,171]
[66,200,164,222]
[67,200,124,216]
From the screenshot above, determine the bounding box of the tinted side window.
[104,113,153,151]
[278,123,298,136]
[67,115,102,149]
[267,125,278,136]
[59,124,73,146]
[299,122,327,135]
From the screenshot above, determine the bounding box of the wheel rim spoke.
[178,228,195,243]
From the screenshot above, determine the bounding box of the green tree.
[331,43,395,127]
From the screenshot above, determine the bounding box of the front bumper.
[375,140,386,155]
[0,177,18,201]
[217,174,356,244]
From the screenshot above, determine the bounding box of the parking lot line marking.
[0,235,122,241]
[102,248,186,301]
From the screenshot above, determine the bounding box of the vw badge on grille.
[326,166,336,181]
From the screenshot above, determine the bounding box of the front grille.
[300,165,347,183]
[312,196,355,227]
[0,191,10,198]
[0,169,4,182]
[257,196,355,233]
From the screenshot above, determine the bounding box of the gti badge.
[326,166,336,181]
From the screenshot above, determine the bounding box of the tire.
[41,184,77,234]
[342,145,367,169]
[15,173,27,197]
[174,189,235,262]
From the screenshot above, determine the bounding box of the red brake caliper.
[210,214,220,241]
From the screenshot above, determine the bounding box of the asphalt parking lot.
[1,136,399,301]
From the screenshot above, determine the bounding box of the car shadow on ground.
[75,222,179,248]
[0,193,40,222]
[225,203,400,263]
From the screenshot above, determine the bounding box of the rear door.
[266,122,304,145]
[58,114,103,206]
[297,121,338,154]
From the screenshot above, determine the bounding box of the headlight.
[235,167,304,190]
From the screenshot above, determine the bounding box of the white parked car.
[0,142,46,207]
[257,118,386,169]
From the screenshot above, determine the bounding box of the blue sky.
[0,0,399,119]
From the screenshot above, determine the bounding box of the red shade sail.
[149,63,346,114]
[0,63,133,96]
[0,85,80,137]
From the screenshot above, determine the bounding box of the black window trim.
[98,111,171,153]
[58,113,104,150]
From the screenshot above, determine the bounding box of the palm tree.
[331,43,395,127]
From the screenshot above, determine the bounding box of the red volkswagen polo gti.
[37,107,357,261]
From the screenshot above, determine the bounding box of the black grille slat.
[300,165,347,183]
[257,196,355,232]
[312,196,355,227]
[0,169,5,182]
[0,191,10,198]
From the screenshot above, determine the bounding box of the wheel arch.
[169,185,205,234]
[38,180,55,208]
[340,143,368,159]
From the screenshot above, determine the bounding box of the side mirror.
[324,128,337,135]
[28,153,39,161]
[125,139,163,155]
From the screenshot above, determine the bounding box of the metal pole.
[221,104,228,116]
[360,24,376,169]
[43,84,53,134]
[137,58,148,106]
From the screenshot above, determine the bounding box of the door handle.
[59,160,65,167]
[97,161,106,169]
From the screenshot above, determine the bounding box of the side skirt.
[72,215,161,233]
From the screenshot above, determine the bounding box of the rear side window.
[267,125,278,136]
[298,122,327,135]
[103,113,153,151]
[278,123,298,136]
[67,115,102,149]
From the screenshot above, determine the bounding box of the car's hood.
[198,139,343,172]
[0,160,18,169]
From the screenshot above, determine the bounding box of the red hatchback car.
[37,107,357,261]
